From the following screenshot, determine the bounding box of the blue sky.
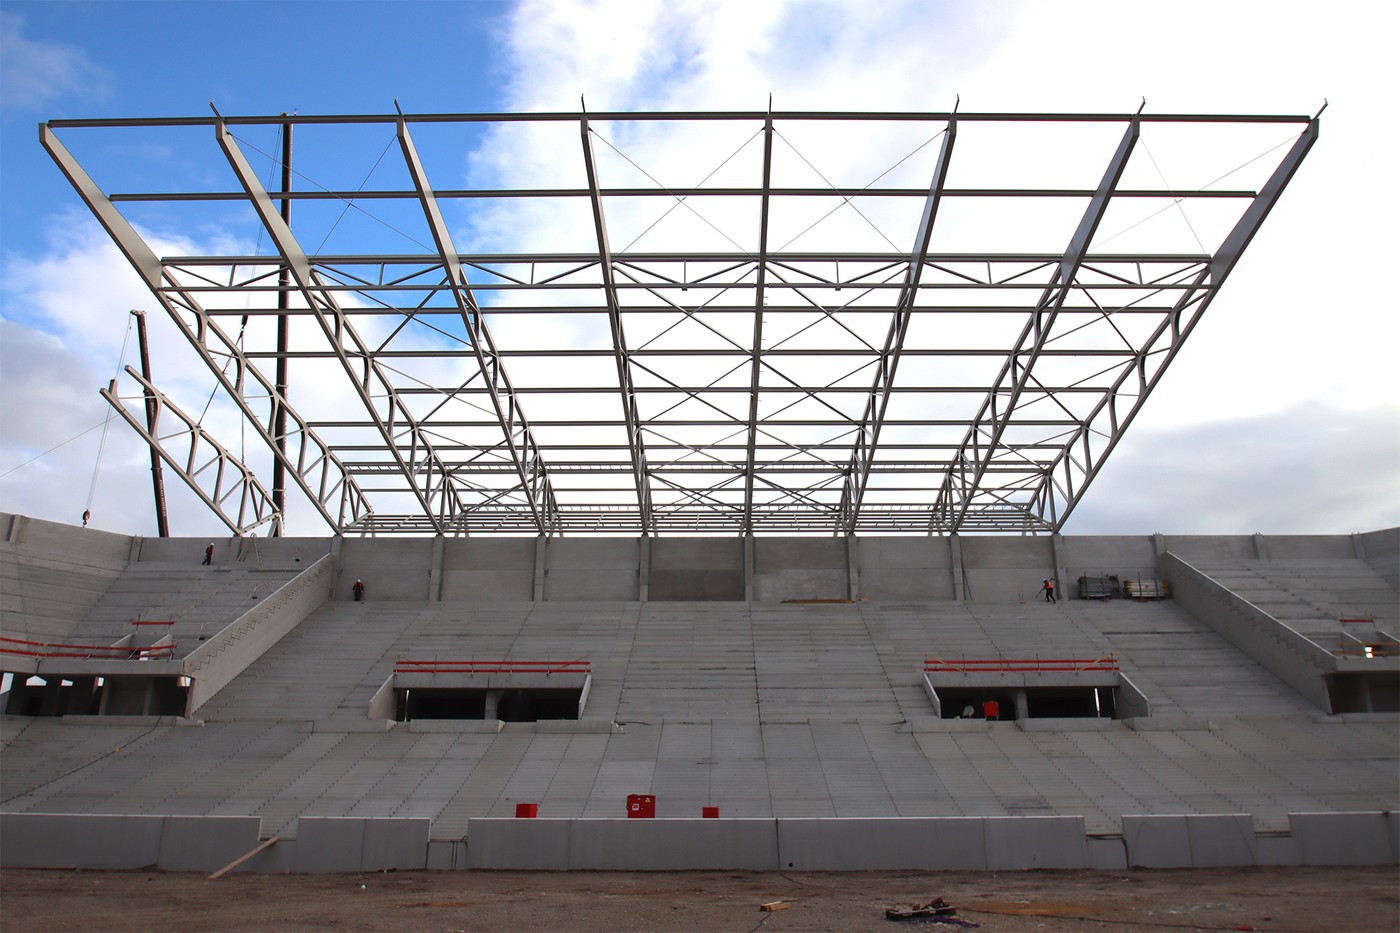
[1,0,1397,538]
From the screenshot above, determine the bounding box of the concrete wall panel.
[857,538,953,601]
[984,816,1088,869]
[1122,814,1256,868]
[156,815,263,872]
[543,539,639,601]
[361,818,430,871]
[753,539,847,601]
[441,539,535,602]
[337,539,436,601]
[569,819,778,870]
[1160,535,1254,561]
[464,818,571,869]
[777,818,986,870]
[0,813,163,870]
[292,817,367,872]
[1290,811,1397,865]
[12,515,132,562]
[959,537,1054,602]
[650,539,744,601]
[1058,536,1159,594]
[1260,535,1356,560]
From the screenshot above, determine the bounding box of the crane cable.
[85,314,136,526]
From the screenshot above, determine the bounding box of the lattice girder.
[41,110,1318,535]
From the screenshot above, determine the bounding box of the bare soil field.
[2,865,1397,932]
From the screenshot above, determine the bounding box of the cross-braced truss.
[42,109,1317,535]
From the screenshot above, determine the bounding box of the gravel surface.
[2,865,1397,932]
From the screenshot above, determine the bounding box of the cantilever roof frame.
[42,109,1318,536]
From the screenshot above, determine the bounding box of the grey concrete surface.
[2,517,1397,872]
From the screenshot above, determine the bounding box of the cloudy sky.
[1,0,1396,539]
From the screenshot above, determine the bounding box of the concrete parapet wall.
[1161,552,1333,711]
[3,811,1395,871]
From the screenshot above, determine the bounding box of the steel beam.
[215,115,465,535]
[41,123,370,534]
[838,119,956,534]
[101,368,281,536]
[580,116,655,534]
[1036,118,1320,531]
[741,114,776,534]
[397,114,560,535]
[936,118,1139,532]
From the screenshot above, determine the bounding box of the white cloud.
[0,12,110,111]
[4,0,1396,537]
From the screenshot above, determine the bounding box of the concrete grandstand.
[3,108,1396,873]
[3,514,1396,871]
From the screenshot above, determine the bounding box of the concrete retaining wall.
[183,555,336,714]
[1161,552,1334,711]
[3,811,1394,871]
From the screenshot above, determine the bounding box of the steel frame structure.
[42,109,1317,536]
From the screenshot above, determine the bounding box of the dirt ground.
[2,865,1397,932]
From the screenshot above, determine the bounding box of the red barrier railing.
[0,636,176,659]
[394,658,591,675]
[925,656,1118,673]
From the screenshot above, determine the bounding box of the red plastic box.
[626,794,655,818]
[702,806,720,819]
[515,803,538,818]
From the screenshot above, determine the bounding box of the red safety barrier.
[924,656,1118,673]
[394,658,591,675]
[0,636,176,659]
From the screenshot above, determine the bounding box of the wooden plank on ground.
[207,835,279,880]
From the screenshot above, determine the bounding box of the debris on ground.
[760,900,792,911]
[886,897,980,926]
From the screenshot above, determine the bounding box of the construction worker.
[203,543,214,566]
[1042,578,1056,602]
[352,578,365,602]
